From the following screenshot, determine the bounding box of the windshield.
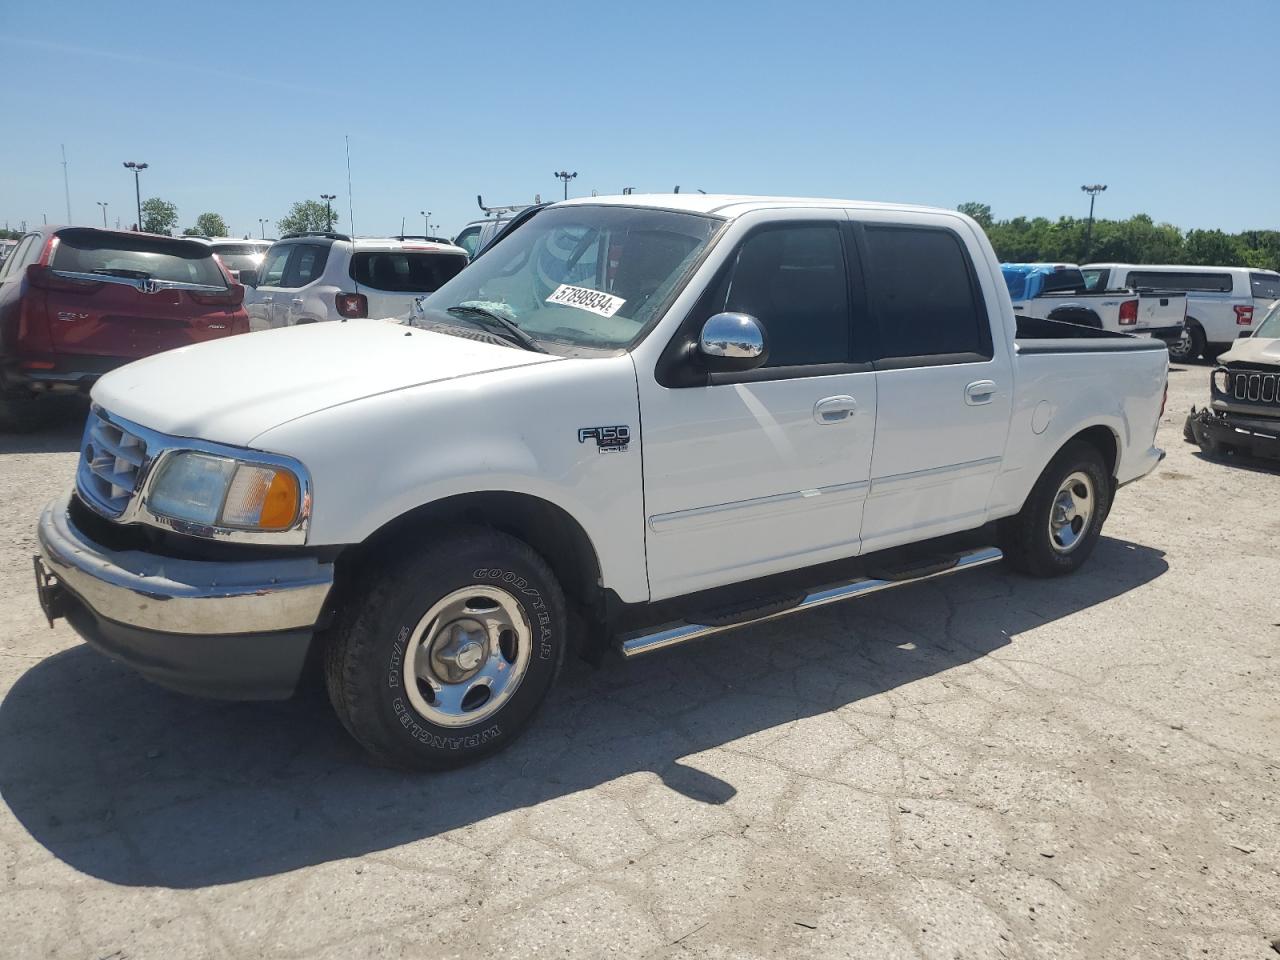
[417,205,722,352]
[1255,300,1280,339]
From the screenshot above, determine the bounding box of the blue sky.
[1,0,1276,238]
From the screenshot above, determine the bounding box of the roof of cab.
[556,193,962,219]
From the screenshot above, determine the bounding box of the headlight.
[147,451,302,531]
[1212,368,1230,395]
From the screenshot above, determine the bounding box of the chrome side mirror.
[698,312,768,370]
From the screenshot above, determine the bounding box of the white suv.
[1083,263,1280,362]
[244,233,469,330]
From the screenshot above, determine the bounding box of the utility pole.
[320,193,336,231]
[123,161,148,229]
[1081,184,1107,260]
[258,218,269,239]
[420,209,431,235]
[61,145,71,224]
[96,201,108,227]
[553,171,578,200]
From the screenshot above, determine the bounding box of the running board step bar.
[618,546,1003,658]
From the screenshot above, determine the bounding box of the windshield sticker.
[546,284,626,318]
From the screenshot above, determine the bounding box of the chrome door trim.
[647,479,871,534]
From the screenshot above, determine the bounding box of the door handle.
[261,295,274,303]
[291,298,304,305]
[965,380,997,406]
[813,395,857,424]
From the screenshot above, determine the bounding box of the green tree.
[1184,229,1243,267]
[277,200,338,236]
[141,198,179,235]
[194,212,229,237]
[957,202,993,230]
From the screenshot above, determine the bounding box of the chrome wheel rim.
[402,585,531,728]
[1048,471,1095,554]
[1169,328,1192,361]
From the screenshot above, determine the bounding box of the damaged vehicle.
[1186,300,1280,461]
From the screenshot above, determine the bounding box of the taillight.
[1234,305,1254,326]
[1118,299,1139,326]
[189,284,244,307]
[336,292,368,318]
[1160,379,1168,417]
[25,263,102,294]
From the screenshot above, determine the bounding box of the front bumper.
[1187,408,1280,461]
[36,493,335,699]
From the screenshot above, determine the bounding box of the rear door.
[43,230,236,358]
[854,215,1014,553]
[351,248,468,320]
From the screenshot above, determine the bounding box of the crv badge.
[578,425,630,453]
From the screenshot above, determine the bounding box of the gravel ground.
[0,364,1277,960]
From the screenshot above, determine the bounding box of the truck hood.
[1220,336,1280,368]
[92,321,560,447]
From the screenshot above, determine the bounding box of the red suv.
[0,227,248,427]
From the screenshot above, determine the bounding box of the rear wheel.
[1001,441,1112,577]
[1168,320,1205,363]
[324,527,567,770]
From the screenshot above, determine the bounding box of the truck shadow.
[0,536,1168,889]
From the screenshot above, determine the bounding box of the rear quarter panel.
[988,344,1167,519]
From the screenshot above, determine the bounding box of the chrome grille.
[76,408,148,517]
[1231,371,1280,406]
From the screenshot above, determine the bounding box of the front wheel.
[1000,441,1112,577]
[324,527,567,770]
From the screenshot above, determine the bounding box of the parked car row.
[1083,263,1280,363]
[241,232,468,328]
[1002,262,1186,341]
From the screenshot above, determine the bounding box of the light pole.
[258,218,269,239]
[1081,184,1107,259]
[420,210,431,235]
[320,193,336,231]
[96,201,109,228]
[123,162,148,229]
[553,171,578,200]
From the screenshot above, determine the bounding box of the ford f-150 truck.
[1003,262,1186,342]
[34,195,1169,770]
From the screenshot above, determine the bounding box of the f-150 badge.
[578,425,630,453]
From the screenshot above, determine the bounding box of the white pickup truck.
[34,195,1169,770]
[1003,262,1186,341]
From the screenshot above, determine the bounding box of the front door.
[638,218,878,600]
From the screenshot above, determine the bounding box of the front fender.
[252,354,650,603]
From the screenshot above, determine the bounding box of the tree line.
[958,203,1280,272]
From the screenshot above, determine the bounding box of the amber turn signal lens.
[258,470,300,529]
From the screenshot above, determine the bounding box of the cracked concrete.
[1,364,1278,959]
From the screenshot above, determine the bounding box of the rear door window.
[862,225,992,363]
[1082,268,1108,290]
[51,230,225,286]
[351,251,468,292]
[1250,272,1280,301]
[1127,271,1233,293]
[281,244,329,288]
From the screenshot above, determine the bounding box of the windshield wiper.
[446,306,547,353]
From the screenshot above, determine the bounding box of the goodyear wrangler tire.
[324,527,566,770]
